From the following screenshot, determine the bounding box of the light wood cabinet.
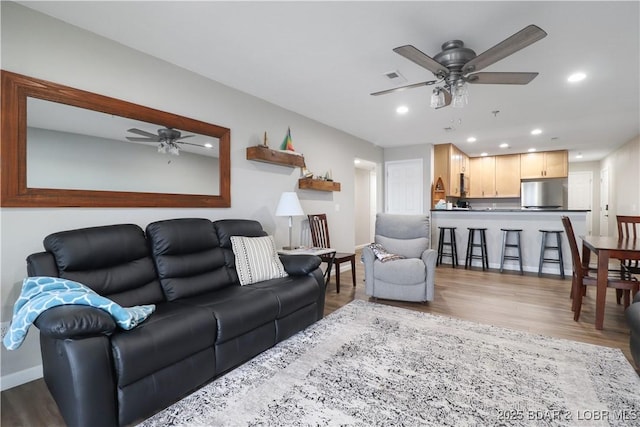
[495,154,521,197]
[433,143,468,198]
[520,150,568,178]
[469,156,496,198]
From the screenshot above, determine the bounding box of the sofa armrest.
[279,254,322,276]
[34,305,117,339]
[361,246,376,295]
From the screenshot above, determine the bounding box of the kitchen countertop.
[431,208,591,213]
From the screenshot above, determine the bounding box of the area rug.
[138,300,640,426]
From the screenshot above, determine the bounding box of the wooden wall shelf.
[298,178,341,192]
[246,146,305,168]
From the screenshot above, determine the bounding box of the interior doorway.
[568,171,593,235]
[354,158,377,248]
[384,159,423,214]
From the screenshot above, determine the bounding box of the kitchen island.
[431,209,589,275]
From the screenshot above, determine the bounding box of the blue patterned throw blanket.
[3,277,156,350]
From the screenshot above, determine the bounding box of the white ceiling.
[19,1,640,162]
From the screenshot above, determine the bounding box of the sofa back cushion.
[43,224,164,307]
[146,218,234,300]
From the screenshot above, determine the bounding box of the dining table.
[580,235,640,330]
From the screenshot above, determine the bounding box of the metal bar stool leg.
[437,228,445,266]
[556,231,565,279]
[450,228,458,267]
[465,229,473,269]
[538,231,547,277]
[500,230,508,272]
[480,229,488,270]
[517,231,523,274]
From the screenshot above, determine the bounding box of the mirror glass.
[27,98,220,196]
[1,70,231,207]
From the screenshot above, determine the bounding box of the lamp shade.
[275,192,304,217]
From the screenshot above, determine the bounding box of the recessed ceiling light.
[480,152,488,157]
[568,72,586,83]
[354,159,361,164]
[467,137,477,143]
[576,153,583,159]
[531,129,542,135]
[499,143,509,148]
[396,105,409,114]
[204,143,213,148]
[528,148,537,152]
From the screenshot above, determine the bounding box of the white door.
[385,159,423,214]
[600,167,610,236]
[568,171,593,235]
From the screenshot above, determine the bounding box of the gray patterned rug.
[138,300,640,426]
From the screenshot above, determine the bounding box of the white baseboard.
[1,365,43,391]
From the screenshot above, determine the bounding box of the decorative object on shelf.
[280,127,295,151]
[324,170,333,181]
[263,131,269,147]
[275,192,305,249]
[301,164,314,178]
[298,178,341,192]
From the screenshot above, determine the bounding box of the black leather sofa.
[26,218,326,427]
[626,293,640,369]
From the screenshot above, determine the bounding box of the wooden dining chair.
[561,216,638,323]
[617,215,640,280]
[307,214,356,293]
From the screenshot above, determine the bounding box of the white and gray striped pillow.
[230,235,288,285]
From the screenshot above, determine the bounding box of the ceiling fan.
[371,24,547,109]
[126,127,205,155]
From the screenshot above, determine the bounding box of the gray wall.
[0,2,384,388]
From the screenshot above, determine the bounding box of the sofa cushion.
[110,302,216,387]
[250,275,321,318]
[376,235,428,259]
[373,258,426,285]
[146,218,235,300]
[230,235,288,285]
[43,224,164,307]
[177,286,279,344]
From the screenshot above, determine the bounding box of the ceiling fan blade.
[435,88,452,109]
[127,128,159,138]
[393,45,450,78]
[466,72,539,85]
[175,134,195,141]
[370,80,437,96]
[178,141,207,148]
[462,25,547,74]
[126,136,161,142]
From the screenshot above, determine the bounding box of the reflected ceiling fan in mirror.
[371,24,547,109]
[126,127,208,155]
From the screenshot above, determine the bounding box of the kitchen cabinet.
[434,143,468,198]
[469,156,496,198]
[495,154,521,197]
[520,150,568,179]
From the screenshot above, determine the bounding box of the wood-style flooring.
[2,257,636,426]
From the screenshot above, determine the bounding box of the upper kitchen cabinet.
[520,150,568,179]
[434,143,469,198]
[495,154,521,197]
[468,156,496,198]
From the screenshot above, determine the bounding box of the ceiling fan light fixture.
[157,143,167,154]
[452,82,468,108]
[430,88,445,108]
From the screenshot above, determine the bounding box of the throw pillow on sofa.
[231,235,288,285]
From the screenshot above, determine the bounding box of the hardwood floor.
[2,257,636,426]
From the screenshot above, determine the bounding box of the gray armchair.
[363,213,437,302]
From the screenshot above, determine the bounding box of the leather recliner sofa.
[26,218,326,427]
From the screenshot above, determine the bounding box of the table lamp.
[276,192,304,249]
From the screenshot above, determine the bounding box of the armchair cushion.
[373,258,426,285]
[376,236,428,259]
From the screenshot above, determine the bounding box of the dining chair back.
[617,215,640,279]
[307,214,356,293]
[562,216,638,323]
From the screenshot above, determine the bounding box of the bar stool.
[437,226,458,268]
[465,228,488,270]
[538,229,565,279]
[500,228,523,274]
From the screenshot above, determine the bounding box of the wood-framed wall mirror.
[1,70,231,207]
